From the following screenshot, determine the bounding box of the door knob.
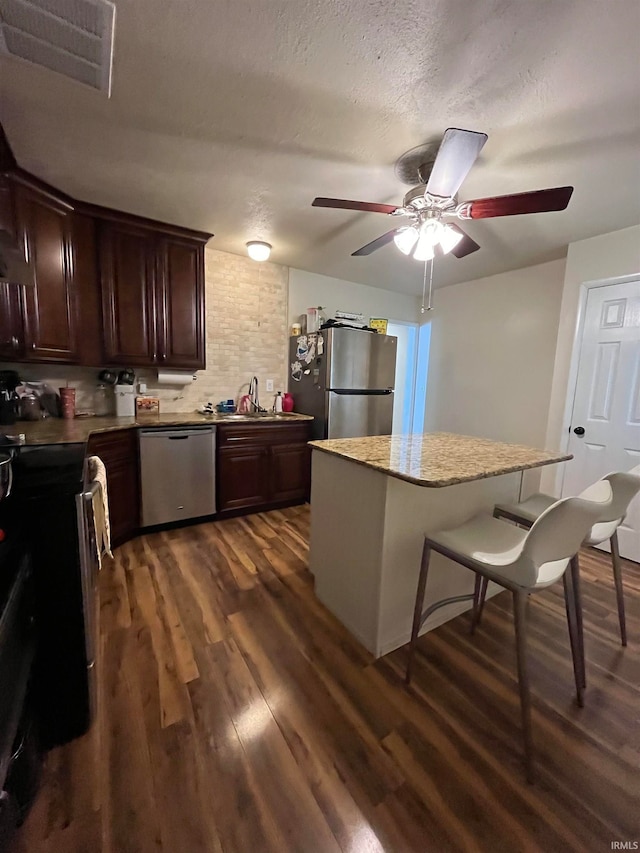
[573,426,585,436]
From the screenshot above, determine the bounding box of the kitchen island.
[309,433,571,657]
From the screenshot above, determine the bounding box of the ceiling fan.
[312,128,574,261]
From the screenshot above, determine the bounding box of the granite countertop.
[309,432,572,487]
[2,412,313,446]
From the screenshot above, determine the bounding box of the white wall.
[424,258,566,490]
[288,268,419,326]
[541,225,640,493]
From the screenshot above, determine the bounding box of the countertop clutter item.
[291,322,301,337]
[369,318,388,334]
[306,308,319,333]
[216,400,236,413]
[114,385,135,417]
[282,392,294,413]
[135,396,160,416]
[273,392,283,413]
[59,387,76,420]
[97,369,118,386]
[94,384,112,417]
[0,372,20,426]
[19,395,41,421]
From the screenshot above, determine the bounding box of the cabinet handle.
[11,336,18,350]
[31,342,36,351]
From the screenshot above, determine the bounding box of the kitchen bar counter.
[310,433,571,657]
[2,412,313,446]
[309,432,571,487]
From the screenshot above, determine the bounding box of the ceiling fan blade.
[426,128,488,199]
[464,186,574,219]
[312,197,399,215]
[351,229,398,256]
[447,224,481,258]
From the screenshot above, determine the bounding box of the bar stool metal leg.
[610,531,627,646]
[563,566,585,707]
[512,589,534,783]
[470,574,482,634]
[570,555,586,689]
[406,542,431,685]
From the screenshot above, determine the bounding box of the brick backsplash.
[1,247,290,415]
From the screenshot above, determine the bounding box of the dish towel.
[87,455,113,564]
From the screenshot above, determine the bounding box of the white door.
[562,280,640,560]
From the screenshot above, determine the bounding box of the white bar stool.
[490,466,640,649]
[405,492,611,782]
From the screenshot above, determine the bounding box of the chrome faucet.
[248,376,266,412]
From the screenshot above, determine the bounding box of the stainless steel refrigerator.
[288,327,397,440]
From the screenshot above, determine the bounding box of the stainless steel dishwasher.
[139,426,216,527]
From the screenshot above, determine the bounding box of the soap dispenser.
[273,391,283,413]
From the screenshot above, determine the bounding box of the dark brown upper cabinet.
[13,181,79,363]
[157,235,205,369]
[99,221,207,369]
[0,121,212,369]
[0,282,24,360]
[99,221,158,366]
[0,173,25,360]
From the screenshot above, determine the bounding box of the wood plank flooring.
[15,505,640,852]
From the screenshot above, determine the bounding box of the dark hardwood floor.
[15,506,640,852]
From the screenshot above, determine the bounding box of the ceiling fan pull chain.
[421,258,434,313]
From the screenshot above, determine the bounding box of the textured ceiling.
[1,0,639,294]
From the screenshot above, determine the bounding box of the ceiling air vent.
[0,0,115,95]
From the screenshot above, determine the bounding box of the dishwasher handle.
[139,427,216,439]
[168,435,189,440]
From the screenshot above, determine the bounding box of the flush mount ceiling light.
[246,241,272,262]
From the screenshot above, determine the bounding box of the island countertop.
[309,432,572,487]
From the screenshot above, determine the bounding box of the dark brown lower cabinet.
[86,429,140,547]
[217,422,311,515]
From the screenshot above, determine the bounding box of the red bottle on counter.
[282,392,294,413]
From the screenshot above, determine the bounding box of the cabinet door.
[157,236,205,369]
[87,430,139,546]
[99,221,157,365]
[0,282,24,359]
[105,455,140,546]
[269,442,311,503]
[217,445,270,512]
[14,184,78,362]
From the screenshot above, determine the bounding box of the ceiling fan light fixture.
[393,226,419,255]
[413,235,435,262]
[438,224,463,255]
[413,219,441,261]
[246,241,272,262]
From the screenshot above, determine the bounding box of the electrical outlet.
[266,379,274,392]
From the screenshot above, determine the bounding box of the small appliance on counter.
[0,372,20,427]
[114,385,135,417]
[114,368,136,416]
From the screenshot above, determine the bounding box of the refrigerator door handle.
[330,389,393,395]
